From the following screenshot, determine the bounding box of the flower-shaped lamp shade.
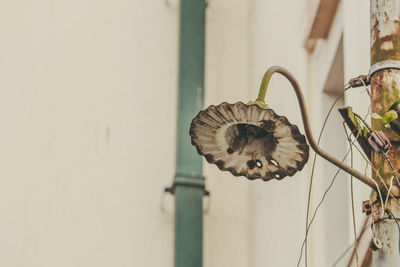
[190,102,309,181]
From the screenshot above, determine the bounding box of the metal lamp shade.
[190,102,309,181]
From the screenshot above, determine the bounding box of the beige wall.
[247,0,371,266]
[0,1,179,266]
[0,0,372,266]
[247,0,310,266]
[204,0,251,266]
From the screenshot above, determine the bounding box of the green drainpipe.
[167,0,207,267]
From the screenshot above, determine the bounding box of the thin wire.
[339,89,371,267]
[387,209,400,254]
[344,125,359,267]
[299,81,373,267]
[353,77,390,219]
[341,101,396,213]
[331,220,371,267]
[303,85,350,267]
[380,152,400,255]
[389,128,400,138]
[372,178,386,218]
[383,152,400,188]
[341,116,387,263]
[345,132,400,207]
[385,175,394,210]
[332,242,354,267]
[343,89,394,220]
[352,111,373,132]
[342,122,387,217]
[358,77,371,97]
[361,75,400,221]
[297,148,352,267]
[350,144,360,267]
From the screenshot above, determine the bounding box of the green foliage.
[371,110,398,128]
[361,126,369,138]
[393,98,400,106]
[370,113,382,119]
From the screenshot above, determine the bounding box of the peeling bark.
[371,0,400,265]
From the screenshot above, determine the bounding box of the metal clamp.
[369,60,400,77]
[370,237,383,251]
[348,75,370,87]
[165,173,209,196]
[362,200,372,215]
[368,131,391,153]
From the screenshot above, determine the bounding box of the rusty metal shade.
[190,102,309,181]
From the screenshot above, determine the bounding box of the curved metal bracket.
[369,60,400,77]
[257,66,378,192]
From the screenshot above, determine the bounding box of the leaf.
[393,98,400,106]
[362,127,370,138]
[371,113,382,119]
[383,110,398,123]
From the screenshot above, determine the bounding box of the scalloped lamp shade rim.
[190,102,310,181]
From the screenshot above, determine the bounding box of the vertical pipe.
[174,0,206,267]
[370,0,400,265]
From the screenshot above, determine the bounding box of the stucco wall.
[0,0,372,266]
[0,1,179,266]
[204,0,251,266]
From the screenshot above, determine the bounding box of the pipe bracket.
[369,60,400,77]
[165,172,209,195]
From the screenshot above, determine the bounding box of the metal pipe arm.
[257,66,378,192]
